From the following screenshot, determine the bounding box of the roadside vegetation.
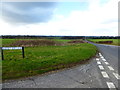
[88,39,120,46]
[2,39,97,80]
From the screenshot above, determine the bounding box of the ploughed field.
[88,39,120,46]
[2,39,97,80]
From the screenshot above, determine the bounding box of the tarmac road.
[94,43,119,73]
[2,44,120,89]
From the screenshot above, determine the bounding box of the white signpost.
[2,47,22,50]
[0,47,25,60]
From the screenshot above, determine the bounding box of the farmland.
[88,39,120,46]
[2,39,97,80]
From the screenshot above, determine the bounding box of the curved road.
[2,43,120,89]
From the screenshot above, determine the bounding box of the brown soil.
[9,40,63,47]
[96,41,113,44]
[68,40,86,43]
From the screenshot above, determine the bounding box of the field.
[88,39,120,46]
[2,39,97,80]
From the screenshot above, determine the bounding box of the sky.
[0,0,119,36]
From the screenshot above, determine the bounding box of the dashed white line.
[96,58,99,61]
[108,66,114,71]
[96,57,117,89]
[113,72,120,79]
[101,71,109,78]
[101,57,104,59]
[104,62,109,65]
[102,59,106,61]
[106,82,116,88]
[97,61,101,64]
[98,65,104,70]
[99,53,102,55]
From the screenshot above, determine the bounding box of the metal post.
[0,47,4,60]
[22,47,25,58]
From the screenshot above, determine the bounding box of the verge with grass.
[88,39,120,46]
[2,39,97,81]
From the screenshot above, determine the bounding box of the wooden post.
[22,47,25,58]
[0,47,4,60]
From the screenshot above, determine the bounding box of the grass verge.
[2,39,97,81]
[88,39,120,46]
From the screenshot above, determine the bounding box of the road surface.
[2,43,120,89]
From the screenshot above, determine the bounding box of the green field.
[2,39,97,80]
[88,39,120,46]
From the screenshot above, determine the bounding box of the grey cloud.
[1,2,56,24]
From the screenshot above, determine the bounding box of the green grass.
[88,39,120,46]
[2,39,97,80]
[2,39,38,47]
[54,39,72,42]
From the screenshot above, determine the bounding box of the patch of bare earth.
[9,40,64,47]
[68,40,86,43]
[96,41,113,44]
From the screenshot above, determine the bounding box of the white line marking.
[101,57,104,59]
[106,82,116,88]
[102,59,106,61]
[97,61,101,64]
[108,66,114,71]
[98,65,104,70]
[99,53,102,56]
[113,72,120,79]
[99,55,102,57]
[104,62,109,65]
[99,54,102,56]
[101,71,109,78]
[99,53,102,55]
[96,58,99,61]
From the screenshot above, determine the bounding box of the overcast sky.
[0,0,118,36]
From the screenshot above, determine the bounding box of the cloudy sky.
[0,0,118,36]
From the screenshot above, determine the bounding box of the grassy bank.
[88,39,120,46]
[2,39,97,80]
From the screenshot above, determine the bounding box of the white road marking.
[98,65,104,70]
[96,58,99,61]
[99,53,102,56]
[101,57,104,59]
[97,61,101,64]
[108,66,114,71]
[113,72,120,79]
[106,82,116,88]
[104,62,109,65]
[99,53,102,55]
[102,59,106,61]
[100,55,103,57]
[101,71,109,78]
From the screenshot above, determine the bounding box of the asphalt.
[2,43,119,89]
[93,43,119,73]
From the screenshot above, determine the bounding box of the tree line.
[1,35,120,39]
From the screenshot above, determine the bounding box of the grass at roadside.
[88,39,120,46]
[2,39,97,80]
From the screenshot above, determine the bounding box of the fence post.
[0,47,4,60]
[22,47,25,58]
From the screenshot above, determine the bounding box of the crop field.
[88,39,120,46]
[2,39,97,80]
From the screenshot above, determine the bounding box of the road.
[2,43,120,89]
